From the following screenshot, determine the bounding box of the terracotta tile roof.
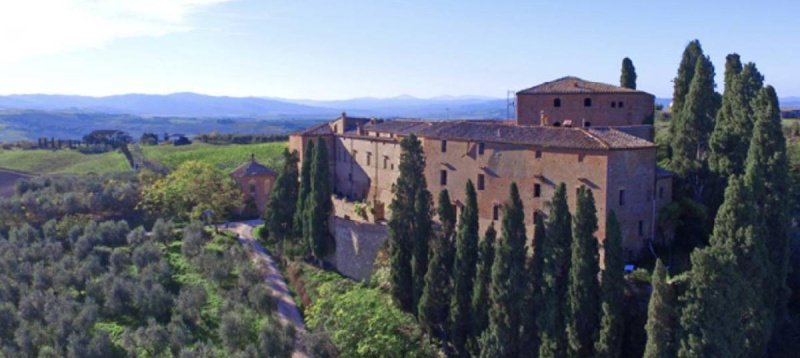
[231,157,277,178]
[292,122,332,136]
[517,76,647,95]
[363,120,654,150]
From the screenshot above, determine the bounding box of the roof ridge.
[578,127,610,149]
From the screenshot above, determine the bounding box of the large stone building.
[290,77,671,261]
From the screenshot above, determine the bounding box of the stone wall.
[327,216,388,281]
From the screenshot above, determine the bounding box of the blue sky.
[0,0,797,99]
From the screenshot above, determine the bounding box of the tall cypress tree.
[306,139,333,263]
[669,54,718,201]
[480,183,527,358]
[412,187,433,315]
[678,246,744,357]
[520,209,546,355]
[671,40,704,115]
[389,134,428,312]
[538,183,572,358]
[744,85,790,342]
[450,180,479,357]
[437,189,457,283]
[620,57,637,90]
[595,210,624,358]
[418,232,452,343]
[566,186,600,357]
[265,149,300,246]
[294,140,314,240]
[643,259,677,358]
[470,222,496,355]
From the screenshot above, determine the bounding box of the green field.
[142,141,288,172]
[0,141,288,175]
[0,148,132,174]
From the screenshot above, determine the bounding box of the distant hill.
[0,93,340,118]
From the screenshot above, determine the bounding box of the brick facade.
[289,78,671,261]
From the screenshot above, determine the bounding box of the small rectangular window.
[441,140,447,153]
[367,152,372,166]
[619,101,624,108]
[478,142,485,155]
[535,150,542,159]
[638,220,644,236]
[534,184,541,198]
[440,170,447,186]
[619,190,626,206]
[493,205,499,221]
[383,157,388,169]
[478,174,485,190]
[578,154,584,162]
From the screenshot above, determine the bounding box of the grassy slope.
[0,148,132,174]
[0,141,288,175]
[142,142,287,172]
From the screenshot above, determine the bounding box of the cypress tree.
[669,54,718,201]
[671,40,704,115]
[306,139,333,263]
[418,233,452,342]
[520,209,546,355]
[538,183,572,358]
[470,222,496,354]
[595,211,624,358]
[643,259,677,358]
[264,149,299,247]
[437,189,457,243]
[389,134,428,312]
[450,180,480,357]
[744,85,790,343]
[480,183,527,358]
[678,246,744,357]
[566,186,600,357]
[412,187,434,315]
[294,140,314,240]
[620,57,637,89]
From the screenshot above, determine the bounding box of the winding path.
[223,220,309,358]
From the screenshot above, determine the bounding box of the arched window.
[553,98,561,107]
[584,98,592,107]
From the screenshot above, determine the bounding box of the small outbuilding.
[230,154,277,217]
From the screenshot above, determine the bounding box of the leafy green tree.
[595,211,624,358]
[388,134,428,312]
[671,40,704,116]
[294,140,314,239]
[479,183,527,358]
[744,85,790,343]
[566,186,600,357]
[669,54,718,202]
[538,183,572,358]
[265,149,300,245]
[620,57,637,89]
[450,180,480,357]
[306,139,333,263]
[643,259,677,358]
[139,160,241,221]
[470,222,496,354]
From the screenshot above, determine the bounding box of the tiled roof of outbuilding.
[362,120,654,150]
[231,157,277,178]
[517,76,647,95]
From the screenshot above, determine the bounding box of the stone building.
[290,78,671,261]
[230,155,277,216]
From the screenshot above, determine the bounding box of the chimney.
[341,111,347,119]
